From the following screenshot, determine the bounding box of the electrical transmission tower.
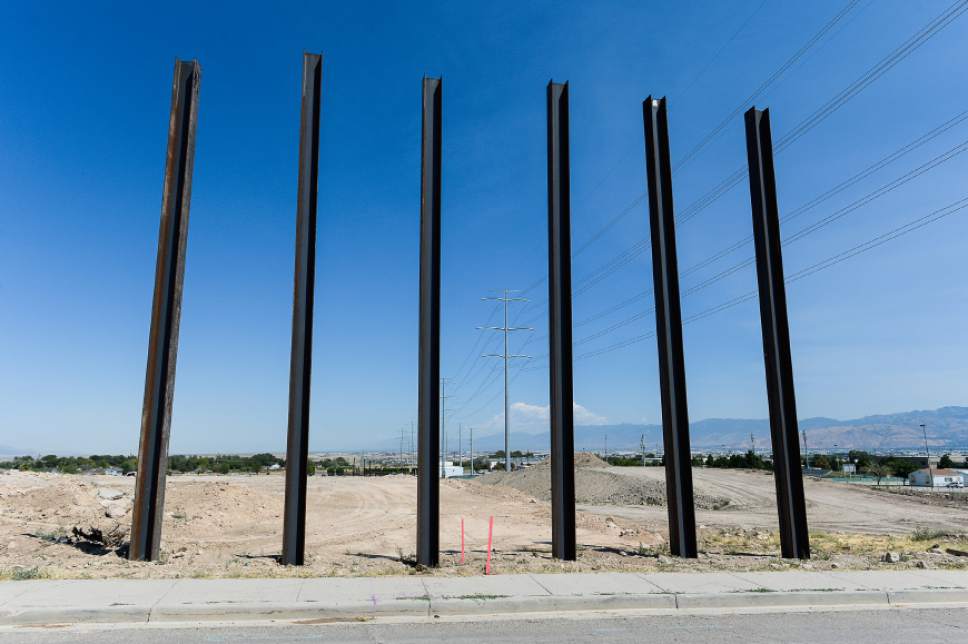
[481,289,532,472]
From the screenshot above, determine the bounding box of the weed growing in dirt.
[912,527,950,541]
[32,529,68,544]
[11,567,44,580]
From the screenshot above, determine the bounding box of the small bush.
[911,527,948,542]
[12,567,42,580]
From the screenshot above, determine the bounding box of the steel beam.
[547,81,576,561]
[417,77,442,568]
[281,53,323,566]
[130,60,201,561]
[744,107,810,560]
[642,96,698,558]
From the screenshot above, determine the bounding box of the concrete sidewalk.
[1,569,967,625]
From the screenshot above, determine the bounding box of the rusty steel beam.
[642,96,697,558]
[130,60,201,562]
[282,53,323,566]
[417,77,442,568]
[547,80,576,561]
[744,107,810,560]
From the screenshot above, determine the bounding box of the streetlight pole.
[921,423,932,488]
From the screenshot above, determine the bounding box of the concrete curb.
[2,571,966,625]
[2,586,968,625]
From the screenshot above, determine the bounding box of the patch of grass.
[11,567,44,581]
[31,529,68,544]
[911,527,949,542]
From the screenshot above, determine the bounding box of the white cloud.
[574,403,608,426]
[485,402,608,431]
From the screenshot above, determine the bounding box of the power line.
[680,109,968,279]
[675,0,968,228]
[673,0,861,172]
[774,0,968,155]
[459,332,537,424]
[571,1,862,264]
[447,303,501,394]
[557,134,968,354]
[675,0,770,101]
[568,194,968,363]
[680,135,968,298]
[539,113,968,335]
[575,288,652,328]
[453,2,968,420]
[514,1,964,321]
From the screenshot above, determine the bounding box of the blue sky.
[1,1,967,454]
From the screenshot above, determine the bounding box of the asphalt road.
[2,608,967,643]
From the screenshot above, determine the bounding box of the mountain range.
[405,406,968,454]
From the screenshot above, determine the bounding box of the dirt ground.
[1,463,967,580]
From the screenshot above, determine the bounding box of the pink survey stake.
[485,515,494,575]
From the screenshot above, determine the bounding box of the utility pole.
[481,289,532,472]
[458,423,462,471]
[411,420,415,471]
[802,429,809,469]
[469,427,474,475]
[399,428,404,465]
[604,434,608,460]
[640,434,646,466]
[921,423,932,487]
[750,432,756,455]
[440,378,451,478]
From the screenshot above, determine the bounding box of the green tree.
[812,454,831,470]
[863,461,893,485]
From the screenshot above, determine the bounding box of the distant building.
[842,463,856,474]
[908,468,964,488]
[440,461,463,478]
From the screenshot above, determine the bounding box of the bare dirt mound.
[474,455,730,510]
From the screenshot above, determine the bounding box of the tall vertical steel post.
[744,107,810,560]
[546,81,576,561]
[417,77,442,568]
[642,97,698,558]
[281,53,323,566]
[130,60,201,562]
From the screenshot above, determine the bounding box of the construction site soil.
[2,458,967,580]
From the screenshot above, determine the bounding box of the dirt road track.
[581,467,968,535]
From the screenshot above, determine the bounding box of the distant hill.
[450,406,968,454]
[0,445,35,460]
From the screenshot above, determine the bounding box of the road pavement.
[1,569,967,626]
[1,607,967,643]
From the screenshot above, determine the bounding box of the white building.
[440,461,463,478]
[908,468,965,488]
